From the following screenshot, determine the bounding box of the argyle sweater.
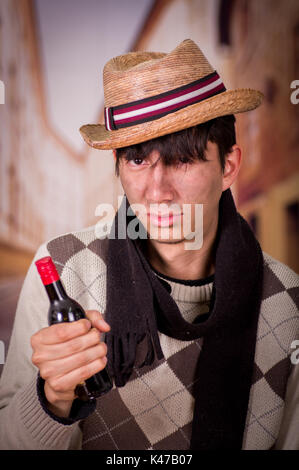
[0,225,298,450]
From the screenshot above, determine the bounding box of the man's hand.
[31,310,110,418]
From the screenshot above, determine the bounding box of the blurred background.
[0,0,299,374]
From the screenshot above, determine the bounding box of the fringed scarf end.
[106,325,164,387]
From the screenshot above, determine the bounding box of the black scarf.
[104,189,264,449]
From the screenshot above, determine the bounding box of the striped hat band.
[104,71,226,132]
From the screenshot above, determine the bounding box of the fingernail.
[98,319,110,329]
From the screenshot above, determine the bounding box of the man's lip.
[147,214,182,222]
[147,213,183,218]
[147,212,182,227]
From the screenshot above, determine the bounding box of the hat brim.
[79,89,263,150]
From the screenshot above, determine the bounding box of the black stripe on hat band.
[113,87,226,130]
[113,71,219,112]
[104,71,225,131]
[104,106,117,131]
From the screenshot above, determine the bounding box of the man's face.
[117,141,228,248]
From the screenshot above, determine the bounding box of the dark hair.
[115,114,236,175]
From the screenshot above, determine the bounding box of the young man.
[0,39,298,450]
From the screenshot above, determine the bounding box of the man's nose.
[145,162,175,203]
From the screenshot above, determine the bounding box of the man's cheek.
[121,173,145,195]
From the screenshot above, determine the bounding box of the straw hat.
[80,39,263,150]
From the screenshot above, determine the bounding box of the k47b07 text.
[150,454,192,465]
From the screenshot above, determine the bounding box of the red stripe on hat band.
[115,83,225,125]
[113,73,221,116]
[104,71,226,131]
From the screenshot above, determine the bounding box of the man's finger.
[47,357,107,394]
[85,310,111,332]
[32,318,91,346]
[39,342,107,379]
[32,327,102,362]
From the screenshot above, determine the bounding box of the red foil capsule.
[35,256,60,285]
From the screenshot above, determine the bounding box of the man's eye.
[178,157,192,165]
[127,157,145,166]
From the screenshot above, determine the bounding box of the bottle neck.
[45,280,68,302]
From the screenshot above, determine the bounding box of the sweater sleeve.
[0,243,89,450]
[274,360,299,450]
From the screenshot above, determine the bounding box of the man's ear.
[113,149,117,161]
[222,144,242,191]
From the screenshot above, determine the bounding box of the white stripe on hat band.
[105,107,111,131]
[113,77,223,122]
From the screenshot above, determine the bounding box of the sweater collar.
[153,269,214,304]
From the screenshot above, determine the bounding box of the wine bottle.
[35,256,112,401]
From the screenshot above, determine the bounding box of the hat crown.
[80,38,263,150]
[103,39,215,108]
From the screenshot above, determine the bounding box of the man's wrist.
[36,374,96,425]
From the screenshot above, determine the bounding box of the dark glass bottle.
[35,256,112,401]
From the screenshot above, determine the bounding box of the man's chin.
[147,235,186,245]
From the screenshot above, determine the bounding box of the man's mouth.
[147,212,182,227]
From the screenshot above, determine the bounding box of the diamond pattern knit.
[46,226,299,450]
